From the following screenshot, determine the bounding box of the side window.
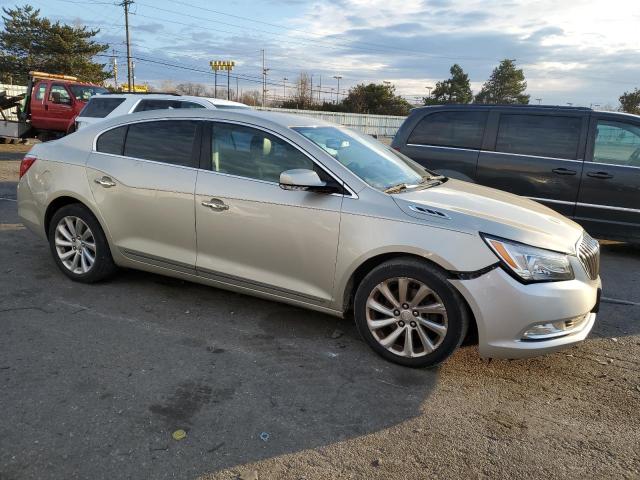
[124,120,199,167]
[593,121,640,167]
[96,126,127,155]
[49,84,71,104]
[407,111,488,149]
[496,114,582,160]
[180,101,206,109]
[80,98,126,118]
[35,84,47,101]
[133,99,181,112]
[210,123,314,183]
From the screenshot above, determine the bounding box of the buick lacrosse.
[17,109,601,367]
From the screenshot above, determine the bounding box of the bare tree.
[175,82,207,96]
[291,72,313,108]
[240,90,261,106]
[152,80,177,93]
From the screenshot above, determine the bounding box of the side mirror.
[279,169,327,191]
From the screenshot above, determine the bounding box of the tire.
[354,258,469,368]
[48,203,117,283]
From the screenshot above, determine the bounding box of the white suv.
[75,93,249,130]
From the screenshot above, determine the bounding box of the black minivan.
[392,105,640,242]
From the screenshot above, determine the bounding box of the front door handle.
[201,199,229,211]
[94,176,116,188]
[586,171,613,179]
[552,167,577,176]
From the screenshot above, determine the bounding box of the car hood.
[393,178,583,254]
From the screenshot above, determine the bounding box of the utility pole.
[120,0,134,92]
[318,75,321,103]
[283,77,288,101]
[214,70,217,98]
[236,77,239,101]
[333,75,342,104]
[112,49,118,90]
[310,74,313,106]
[227,68,230,100]
[536,97,542,104]
[261,49,269,107]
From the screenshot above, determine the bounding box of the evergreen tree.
[475,59,529,104]
[424,64,473,105]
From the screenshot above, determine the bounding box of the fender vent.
[408,204,450,220]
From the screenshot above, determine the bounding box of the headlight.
[482,234,574,282]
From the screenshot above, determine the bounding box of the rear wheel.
[48,203,117,283]
[354,258,468,367]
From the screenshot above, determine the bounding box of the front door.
[575,116,640,241]
[195,121,343,304]
[86,119,201,269]
[476,111,587,217]
[45,83,74,131]
[29,81,49,129]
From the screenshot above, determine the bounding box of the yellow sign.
[210,60,235,72]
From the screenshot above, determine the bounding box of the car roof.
[77,107,336,134]
[411,104,593,113]
[93,93,248,107]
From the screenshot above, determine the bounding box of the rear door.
[575,115,640,241]
[397,109,488,182]
[476,110,587,217]
[86,119,201,269]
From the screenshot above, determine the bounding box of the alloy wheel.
[54,216,97,274]
[365,277,448,358]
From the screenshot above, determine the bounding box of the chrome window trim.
[91,117,358,199]
[576,202,640,214]
[406,144,480,153]
[484,150,584,163]
[527,197,575,206]
[587,161,640,170]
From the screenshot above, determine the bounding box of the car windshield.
[292,126,439,191]
[68,85,108,101]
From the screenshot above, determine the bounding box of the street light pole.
[333,75,342,104]
[283,77,288,101]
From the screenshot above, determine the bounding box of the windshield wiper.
[384,183,409,194]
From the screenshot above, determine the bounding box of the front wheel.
[48,203,117,283]
[354,258,469,368]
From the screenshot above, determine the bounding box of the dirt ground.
[1,152,639,480]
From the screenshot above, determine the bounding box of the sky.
[10,0,640,106]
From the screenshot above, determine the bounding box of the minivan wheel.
[48,204,117,283]
[354,259,468,368]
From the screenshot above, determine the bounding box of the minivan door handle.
[552,167,577,176]
[586,171,613,179]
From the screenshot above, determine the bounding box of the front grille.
[577,232,600,280]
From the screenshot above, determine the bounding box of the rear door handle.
[586,171,613,179]
[201,199,229,211]
[552,167,577,176]
[94,176,116,188]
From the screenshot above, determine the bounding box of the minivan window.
[80,97,126,118]
[210,123,313,182]
[124,120,199,167]
[96,125,127,155]
[496,114,582,160]
[593,120,640,167]
[407,111,488,150]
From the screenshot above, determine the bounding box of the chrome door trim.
[405,144,480,153]
[120,248,196,275]
[576,202,640,214]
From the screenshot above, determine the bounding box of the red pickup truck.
[0,71,108,140]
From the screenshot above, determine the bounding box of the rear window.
[407,111,488,150]
[96,125,127,155]
[123,120,198,167]
[80,97,126,118]
[496,114,582,159]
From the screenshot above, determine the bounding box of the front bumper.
[451,260,601,359]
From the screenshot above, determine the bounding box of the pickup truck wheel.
[48,204,117,283]
[354,258,468,368]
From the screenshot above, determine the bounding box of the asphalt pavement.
[1,168,639,480]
